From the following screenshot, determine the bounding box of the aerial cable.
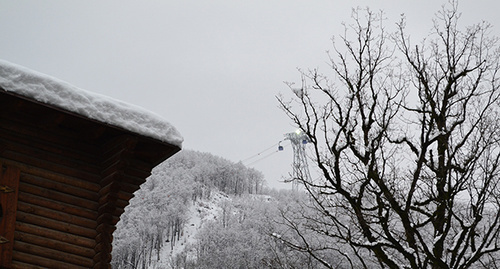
[243,140,290,166]
[241,141,282,164]
[246,149,280,166]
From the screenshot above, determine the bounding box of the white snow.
[271,232,282,239]
[0,60,183,147]
[433,233,443,245]
[152,191,229,269]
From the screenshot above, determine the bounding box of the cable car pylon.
[280,129,311,191]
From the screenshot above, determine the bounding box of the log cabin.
[0,60,182,268]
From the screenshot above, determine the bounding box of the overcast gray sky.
[1,0,499,189]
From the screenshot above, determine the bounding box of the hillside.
[152,191,230,268]
[111,149,271,268]
[111,150,365,269]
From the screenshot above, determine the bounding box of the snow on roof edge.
[0,60,183,147]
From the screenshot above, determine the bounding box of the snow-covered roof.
[0,60,183,147]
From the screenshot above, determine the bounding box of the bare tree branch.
[277,2,500,268]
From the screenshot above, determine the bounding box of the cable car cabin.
[0,61,182,268]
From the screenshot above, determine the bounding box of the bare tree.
[277,2,500,268]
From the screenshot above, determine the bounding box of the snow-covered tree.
[185,194,289,269]
[278,2,500,268]
[111,150,266,268]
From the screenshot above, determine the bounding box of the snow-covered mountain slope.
[148,191,230,269]
[111,150,272,269]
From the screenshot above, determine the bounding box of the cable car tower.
[280,129,311,191]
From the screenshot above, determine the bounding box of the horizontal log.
[19,181,98,211]
[119,176,146,192]
[3,149,101,185]
[93,255,111,269]
[14,231,95,258]
[1,158,100,192]
[15,211,97,239]
[95,221,117,235]
[10,260,45,269]
[15,222,95,249]
[17,202,96,229]
[97,199,125,221]
[21,173,99,201]
[115,197,130,211]
[0,124,102,173]
[0,115,101,163]
[13,241,92,268]
[96,203,119,219]
[18,192,97,220]
[98,178,122,197]
[101,135,137,157]
[100,161,150,185]
[101,156,128,178]
[124,162,153,178]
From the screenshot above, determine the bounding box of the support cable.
[241,141,284,164]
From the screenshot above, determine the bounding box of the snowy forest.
[111,149,361,268]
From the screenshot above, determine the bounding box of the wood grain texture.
[0,89,180,268]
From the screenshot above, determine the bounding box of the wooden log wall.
[0,92,176,269]
[93,135,152,267]
[0,108,101,268]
